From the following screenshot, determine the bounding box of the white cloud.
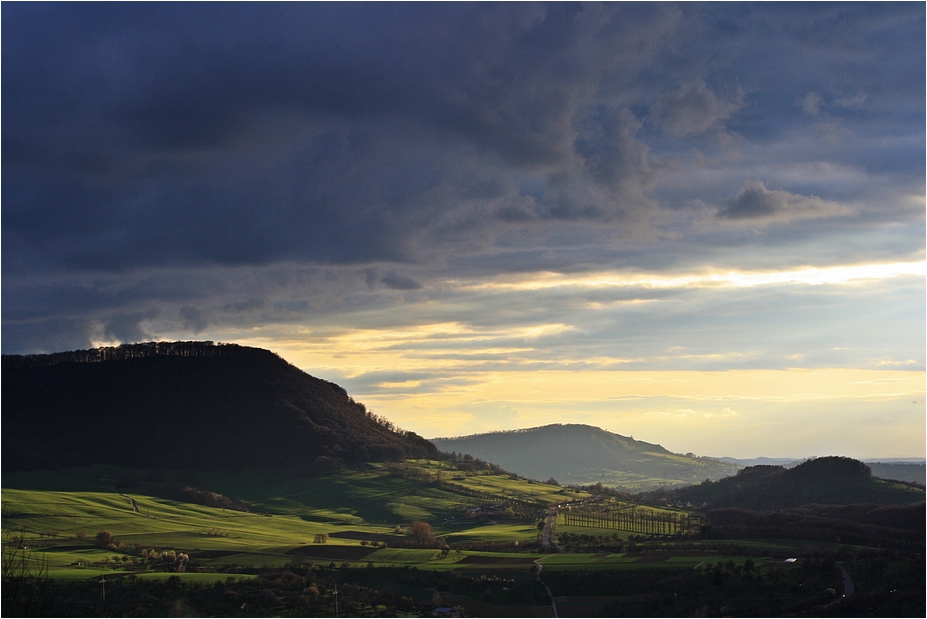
[835,91,868,110]
[800,92,823,116]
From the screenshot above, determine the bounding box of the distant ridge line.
[2,341,276,369]
[432,423,637,442]
[432,423,584,441]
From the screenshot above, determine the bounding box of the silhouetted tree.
[95,531,114,549]
[409,521,435,547]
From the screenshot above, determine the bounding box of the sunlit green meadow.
[1,462,722,584]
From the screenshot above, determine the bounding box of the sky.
[3,3,924,459]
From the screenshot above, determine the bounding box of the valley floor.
[3,461,924,617]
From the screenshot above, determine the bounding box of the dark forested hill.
[656,456,925,510]
[651,457,926,550]
[431,424,739,489]
[2,342,438,471]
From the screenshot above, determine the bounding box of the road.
[823,566,855,609]
[537,508,560,617]
[541,507,557,549]
[533,556,558,618]
[839,566,854,598]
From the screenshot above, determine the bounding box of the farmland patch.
[459,555,535,565]
[328,530,405,543]
[286,545,377,561]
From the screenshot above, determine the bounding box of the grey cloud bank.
[2,2,924,354]
[718,181,852,222]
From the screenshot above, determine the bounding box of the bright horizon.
[4,4,924,461]
[119,257,925,460]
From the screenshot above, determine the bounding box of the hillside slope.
[432,424,739,489]
[2,341,437,471]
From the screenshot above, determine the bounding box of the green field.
[1,460,732,585]
[1,485,603,578]
[3,462,922,617]
[2,462,589,581]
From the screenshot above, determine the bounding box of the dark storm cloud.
[103,311,158,343]
[2,2,924,353]
[178,306,209,334]
[3,318,96,355]
[381,271,423,291]
[2,2,673,277]
[718,181,851,223]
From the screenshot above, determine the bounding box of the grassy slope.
[4,467,922,618]
[9,459,884,588]
[2,462,594,580]
[8,469,919,617]
[0,465,706,583]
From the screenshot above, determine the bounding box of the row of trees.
[2,341,261,368]
[174,485,249,512]
[562,506,701,536]
[438,480,544,509]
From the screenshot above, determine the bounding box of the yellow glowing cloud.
[172,324,924,456]
[376,380,422,389]
[451,260,926,292]
[239,322,580,378]
[359,368,925,404]
[311,322,574,350]
[345,367,925,454]
[150,255,923,456]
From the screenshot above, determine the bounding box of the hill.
[431,424,739,490]
[716,457,927,485]
[656,456,925,510]
[717,456,798,467]
[649,457,926,552]
[2,341,438,471]
[866,461,926,485]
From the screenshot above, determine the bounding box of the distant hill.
[653,457,926,551]
[717,456,798,467]
[431,424,739,490]
[2,342,438,471]
[715,457,926,485]
[866,462,926,485]
[655,456,925,510]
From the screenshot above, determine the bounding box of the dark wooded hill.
[650,457,926,551]
[656,456,925,510]
[431,424,739,488]
[3,342,437,471]
[717,457,927,485]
